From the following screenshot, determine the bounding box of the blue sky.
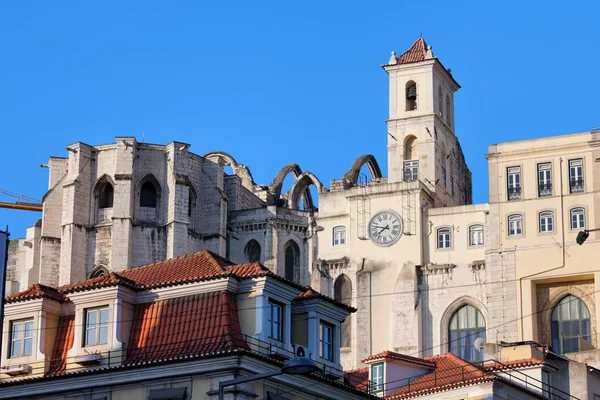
[1,1,599,238]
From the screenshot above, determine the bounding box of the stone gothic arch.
[440,296,488,354]
[342,154,383,187]
[289,171,325,211]
[334,274,352,348]
[268,163,313,208]
[203,151,257,189]
[404,136,419,161]
[90,265,109,279]
[283,240,300,282]
[92,174,115,223]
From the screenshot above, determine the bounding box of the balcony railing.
[508,186,521,200]
[538,183,552,197]
[570,178,584,193]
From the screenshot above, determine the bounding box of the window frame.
[450,175,455,196]
[319,321,334,361]
[468,224,484,247]
[84,306,110,347]
[551,295,591,354]
[570,207,586,230]
[537,162,553,197]
[403,160,419,182]
[569,158,584,193]
[508,214,523,237]
[371,362,384,394]
[10,318,34,358]
[507,166,522,201]
[539,210,555,234]
[332,226,347,247]
[268,300,284,342]
[437,227,451,249]
[448,305,486,362]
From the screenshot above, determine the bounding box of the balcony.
[570,179,584,193]
[538,183,552,197]
[508,186,521,201]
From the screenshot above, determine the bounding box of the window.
[569,159,584,193]
[268,300,283,342]
[441,166,447,188]
[450,175,455,196]
[542,371,552,399]
[404,136,418,160]
[539,211,554,233]
[85,307,109,346]
[284,241,299,282]
[244,239,261,263]
[140,181,158,208]
[334,275,352,348]
[405,81,417,111]
[320,322,334,361]
[538,163,552,197]
[445,95,451,126]
[508,214,523,237]
[551,295,591,354]
[571,208,585,230]
[10,319,33,357]
[449,305,486,362]
[403,160,419,181]
[437,228,451,249]
[98,182,114,209]
[333,226,346,246]
[469,225,483,246]
[371,363,384,393]
[507,166,521,200]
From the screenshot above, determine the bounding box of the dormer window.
[10,319,33,358]
[371,363,384,393]
[268,300,283,342]
[84,307,109,346]
[319,321,334,361]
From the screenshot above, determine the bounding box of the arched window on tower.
[551,295,591,354]
[406,81,417,111]
[445,95,452,127]
[284,240,299,282]
[244,240,261,263]
[334,275,352,348]
[403,135,419,182]
[449,305,486,362]
[98,182,114,209]
[187,185,198,231]
[140,181,158,208]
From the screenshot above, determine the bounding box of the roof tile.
[395,37,429,65]
[6,283,68,304]
[361,350,436,368]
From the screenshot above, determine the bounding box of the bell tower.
[383,38,470,206]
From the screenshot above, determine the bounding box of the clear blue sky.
[1,1,599,238]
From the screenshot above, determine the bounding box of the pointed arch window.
[334,275,352,348]
[445,95,452,127]
[449,305,486,361]
[284,241,299,282]
[98,182,114,209]
[406,81,417,111]
[244,240,261,263]
[140,181,158,208]
[551,295,591,354]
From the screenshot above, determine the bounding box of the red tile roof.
[47,315,75,376]
[6,283,67,304]
[394,37,429,65]
[344,367,370,392]
[296,287,356,312]
[388,353,494,399]
[361,350,436,369]
[484,357,558,372]
[126,291,247,363]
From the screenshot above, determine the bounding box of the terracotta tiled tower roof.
[395,37,429,65]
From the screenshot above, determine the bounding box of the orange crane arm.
[0,202,43,212]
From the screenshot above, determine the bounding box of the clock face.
[368,211,403,246]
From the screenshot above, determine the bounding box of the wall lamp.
[576,228,600,245]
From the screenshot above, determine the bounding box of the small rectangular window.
[371,363,384,393]
[508,215,523,237]
[333,226,346,246]
[571,208,585,230]
[268,300,283,342]
[539,211,554,233]
[10,319,33,358]
[537,163,552,197]
[441,167,447,188]
[569,159,584,193]
[469,225,483,246]
[437,228,451,249]
[403,160,419,182]
[85,307,109,346]
[319,322,333,361]
[507,166,521,200]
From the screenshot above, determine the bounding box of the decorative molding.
[113,174,132,181]
[421,263,456,275]
[470,260,486,272]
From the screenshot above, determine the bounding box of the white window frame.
[403,160,419,182]
[84,307,109,347]
[537,162,552,197]
[10,319,34,358]
[508,214,523,237]
[539,211,554,233]
[437,228,451,249]
[469,225,484,247]
[571,207,585,230]
[319,321,333,361]
[332,226,346,247]
[569,158,584,193]
[507,166,521,200]
[268,300,283,342]
[371,362,384,393]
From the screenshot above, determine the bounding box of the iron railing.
[538,183,553,197]
[570,179,584,193]
[508,186,522,200]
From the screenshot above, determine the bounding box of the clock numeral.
[378,216,382,222]
[392,230,399,236]
[393,225,399,230]
[383,214,388,220]
[382,236,388,243]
